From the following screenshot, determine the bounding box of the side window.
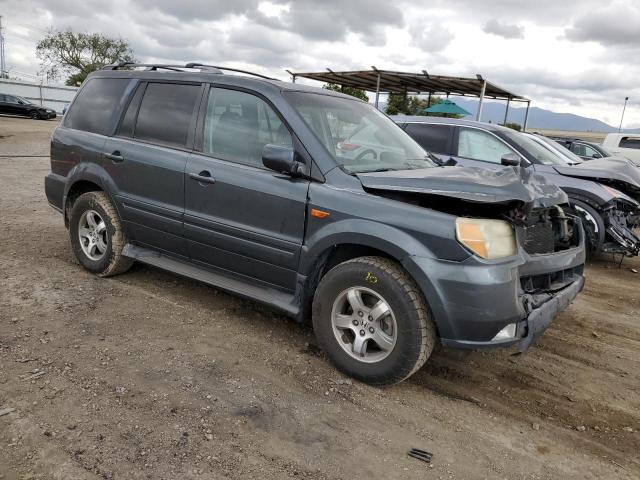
[134,82,200,148]
[570,143,587,156]
[202,88,292,167]
[117,83,146,138]
[405,124,453,154]
[457,128,516,163]
[582,145,601,158]
[0,95,5,102]
[4,95,19,104]
[64,78,132,135]
[619,137,640,150]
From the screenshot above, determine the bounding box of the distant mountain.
[374,98,640,134]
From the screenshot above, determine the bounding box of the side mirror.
[262,144,304,176]
[592,153,602,159]
[501,153,522,167]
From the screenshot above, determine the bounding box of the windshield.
[533,135,583,164]
[16,96,32,105]
[504,131,569,165]
[284,92,434,173]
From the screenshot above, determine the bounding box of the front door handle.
[189,171,216,185]
[106,151,124,163]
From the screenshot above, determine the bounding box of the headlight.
[455,218,517,259]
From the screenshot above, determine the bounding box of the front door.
[105,81,202,257]
[185,86,309,291]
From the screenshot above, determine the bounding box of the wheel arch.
[63,163,120,227]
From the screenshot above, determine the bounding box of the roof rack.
[102,62,277,80]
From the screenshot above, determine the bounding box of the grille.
[521,223,554,254]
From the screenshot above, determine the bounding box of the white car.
[602,133,640,165]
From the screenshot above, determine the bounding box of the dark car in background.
[394,116,640,257]
[0,94,57,120]
[547,136,613,161]
[44,63,585,385]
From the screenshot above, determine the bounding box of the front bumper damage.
[602,199,640,256]
[404,240,585,353]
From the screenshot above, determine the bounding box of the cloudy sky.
[1,0,639,127]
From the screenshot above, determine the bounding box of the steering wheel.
[354,148,378,163]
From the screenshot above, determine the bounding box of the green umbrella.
[424,99,471,116]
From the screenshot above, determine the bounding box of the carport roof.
[288,68,529,102]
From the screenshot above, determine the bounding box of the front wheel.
[68,191,133,277]
[571,199,605,255]
[312,256,436,385]
[29,110,40,120]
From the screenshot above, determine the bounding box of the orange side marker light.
[311,208,330,219]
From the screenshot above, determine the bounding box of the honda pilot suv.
[45,63,586,385]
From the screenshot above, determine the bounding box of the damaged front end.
[601,198,640,256]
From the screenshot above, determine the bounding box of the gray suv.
[45,63,585,385]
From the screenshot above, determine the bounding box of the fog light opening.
[492,323,517,341]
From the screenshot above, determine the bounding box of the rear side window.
[202,88,292,167]
[134,82,201,148]
[619,137,640,150]
[405,123,453,154]
[65,78,131,135]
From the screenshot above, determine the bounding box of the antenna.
[0,16,6,78]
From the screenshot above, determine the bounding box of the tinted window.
[134,83,200,148]
[0,95,5,102]
[619,137,640,150]
[65,78,131,135]
[203,88,292,167]
[457,128,516,163]
[570,143,587,156]
[4,95,19,104]
[405,123,453,154]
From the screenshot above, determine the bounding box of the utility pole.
[619,97,629,133]
[0,16,6,78]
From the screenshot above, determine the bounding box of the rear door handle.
[106,151,124,163]
[189,171,216,184]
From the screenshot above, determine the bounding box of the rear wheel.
[68,191,133,277]
[312,256,436,385]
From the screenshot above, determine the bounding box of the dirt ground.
[1,115,639,480]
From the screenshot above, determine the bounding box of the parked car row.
[0,94,57,119]
[46,64,586,385]
[391,117,640,257]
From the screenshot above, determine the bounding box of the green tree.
[323,83,369,101]
[36,29,135,86]
[385,92,411,115]
[385,93,457,116]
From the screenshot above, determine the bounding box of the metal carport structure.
[287,67,532,130]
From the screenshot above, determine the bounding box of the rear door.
[451,126,519,170]
[2,95,24,116]
[105,81,203,257]
[184,86,309,291]
[403,123,455,162]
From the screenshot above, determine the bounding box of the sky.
[1,0,639,128]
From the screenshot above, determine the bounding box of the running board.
[122,243,299,317]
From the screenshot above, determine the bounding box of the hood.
[357,166,567,208]
[553,157,640,190]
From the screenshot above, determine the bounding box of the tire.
[29,110,40,120]
[68,191,133,277]
[312,256,436,385]
[570,198,605,255]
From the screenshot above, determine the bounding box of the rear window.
[404,123,453,154]
[64,78,131,135]
[134,83,201,148]
[619,137,640,150]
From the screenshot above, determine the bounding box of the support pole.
[0,16,5,78]
[523,101,531,131]
[619,96,629,132]
[427,91,432,107]
[475,80,487,121]
[291,74,296,84]
[374,73,381,109]
[503,97,510,125]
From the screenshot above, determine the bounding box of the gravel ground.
[1,115,639,480]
